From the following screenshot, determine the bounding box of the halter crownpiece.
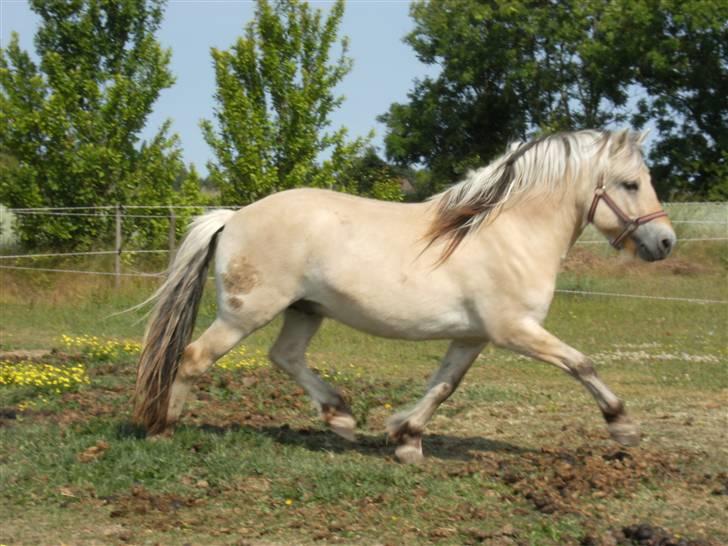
[587,179,668,248]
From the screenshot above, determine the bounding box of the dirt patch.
[0,408,17,426]
[0,349,55,361]
[77,440,110,463]
[562,247,711,276]
[581,523,711,545]
[223,255,259,294]
[108,485,202,516]
[473,445,694,515]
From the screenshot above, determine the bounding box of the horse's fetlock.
[387,417,422,441]
[320,402,357,442]
[601,400,626,423]
[320,400,352,421]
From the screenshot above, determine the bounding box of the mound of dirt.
[581,522,711,546]
[105,485,203,519]
[562,247,710,277]
[491,446,690,515]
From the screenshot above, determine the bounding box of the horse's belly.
[298,290,483,341]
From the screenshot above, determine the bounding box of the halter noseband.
[587,179,668,248]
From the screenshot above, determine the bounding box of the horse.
[133,129,676,462]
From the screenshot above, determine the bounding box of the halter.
[587,179,668,248]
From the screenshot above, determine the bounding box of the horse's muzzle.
[635,224,677,262]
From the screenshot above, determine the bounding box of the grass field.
[0,241,726,545]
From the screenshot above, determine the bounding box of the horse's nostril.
[661,238,673,251]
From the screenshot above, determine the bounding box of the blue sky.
[0,0,437,175]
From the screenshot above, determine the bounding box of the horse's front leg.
[498,318,639,446]
[387,339,487,463]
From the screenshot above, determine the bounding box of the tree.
[0,0,195,249]
[380,0,634,188]
[334,146,405,200]
[382,0,727,199]
[620,0,728,199]
[201,0,367,205]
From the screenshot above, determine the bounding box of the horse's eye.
[621,181,639,191]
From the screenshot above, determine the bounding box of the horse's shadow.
[119,421,529,461]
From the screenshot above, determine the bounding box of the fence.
[0,204,236,287]
[0,202,726,304]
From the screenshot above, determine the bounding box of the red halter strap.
[587,180,668,249]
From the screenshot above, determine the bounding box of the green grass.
[1,244,727,545]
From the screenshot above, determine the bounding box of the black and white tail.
[133,209,234,433]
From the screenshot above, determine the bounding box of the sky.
[0,0,437,175]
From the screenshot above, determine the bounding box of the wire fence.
[1,202,726,304]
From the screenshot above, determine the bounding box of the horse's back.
[221,188,427,258]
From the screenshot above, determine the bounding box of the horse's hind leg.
[165,318,247,429]
[269,307,357,441]
[499,318,639,446]
[387,340,486,463]
[165,286,295,431]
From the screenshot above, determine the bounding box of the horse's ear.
[609,130,630,155]
[635,129,651,146]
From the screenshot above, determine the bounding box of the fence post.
[115,204,122,288]
[168,205,176,267]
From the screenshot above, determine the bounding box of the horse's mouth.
[636,239,670,262]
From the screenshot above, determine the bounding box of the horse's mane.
[425,129,642,261]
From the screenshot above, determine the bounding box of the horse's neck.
[497,188,587,268]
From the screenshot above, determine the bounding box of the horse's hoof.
[395,439,424,464]
[608,419,641,447]
[329,415,357,442]
[323,408,357,442]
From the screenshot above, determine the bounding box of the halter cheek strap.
[587,180,668,249]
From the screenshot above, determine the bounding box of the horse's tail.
[133,208,235,433]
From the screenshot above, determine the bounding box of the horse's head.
[587,131,676,262]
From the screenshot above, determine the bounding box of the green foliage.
[201,0,367,204]
[381,0,629,187]
[621,0,728,200]
[336,147,407,201]
[382,0,727,200]
[370,179,404,202]
[0,0,201,249]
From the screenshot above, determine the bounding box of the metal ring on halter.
[587,179,668,249]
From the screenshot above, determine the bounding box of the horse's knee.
[571,357,597,378]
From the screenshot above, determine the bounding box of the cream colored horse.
[134,129,676,462]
